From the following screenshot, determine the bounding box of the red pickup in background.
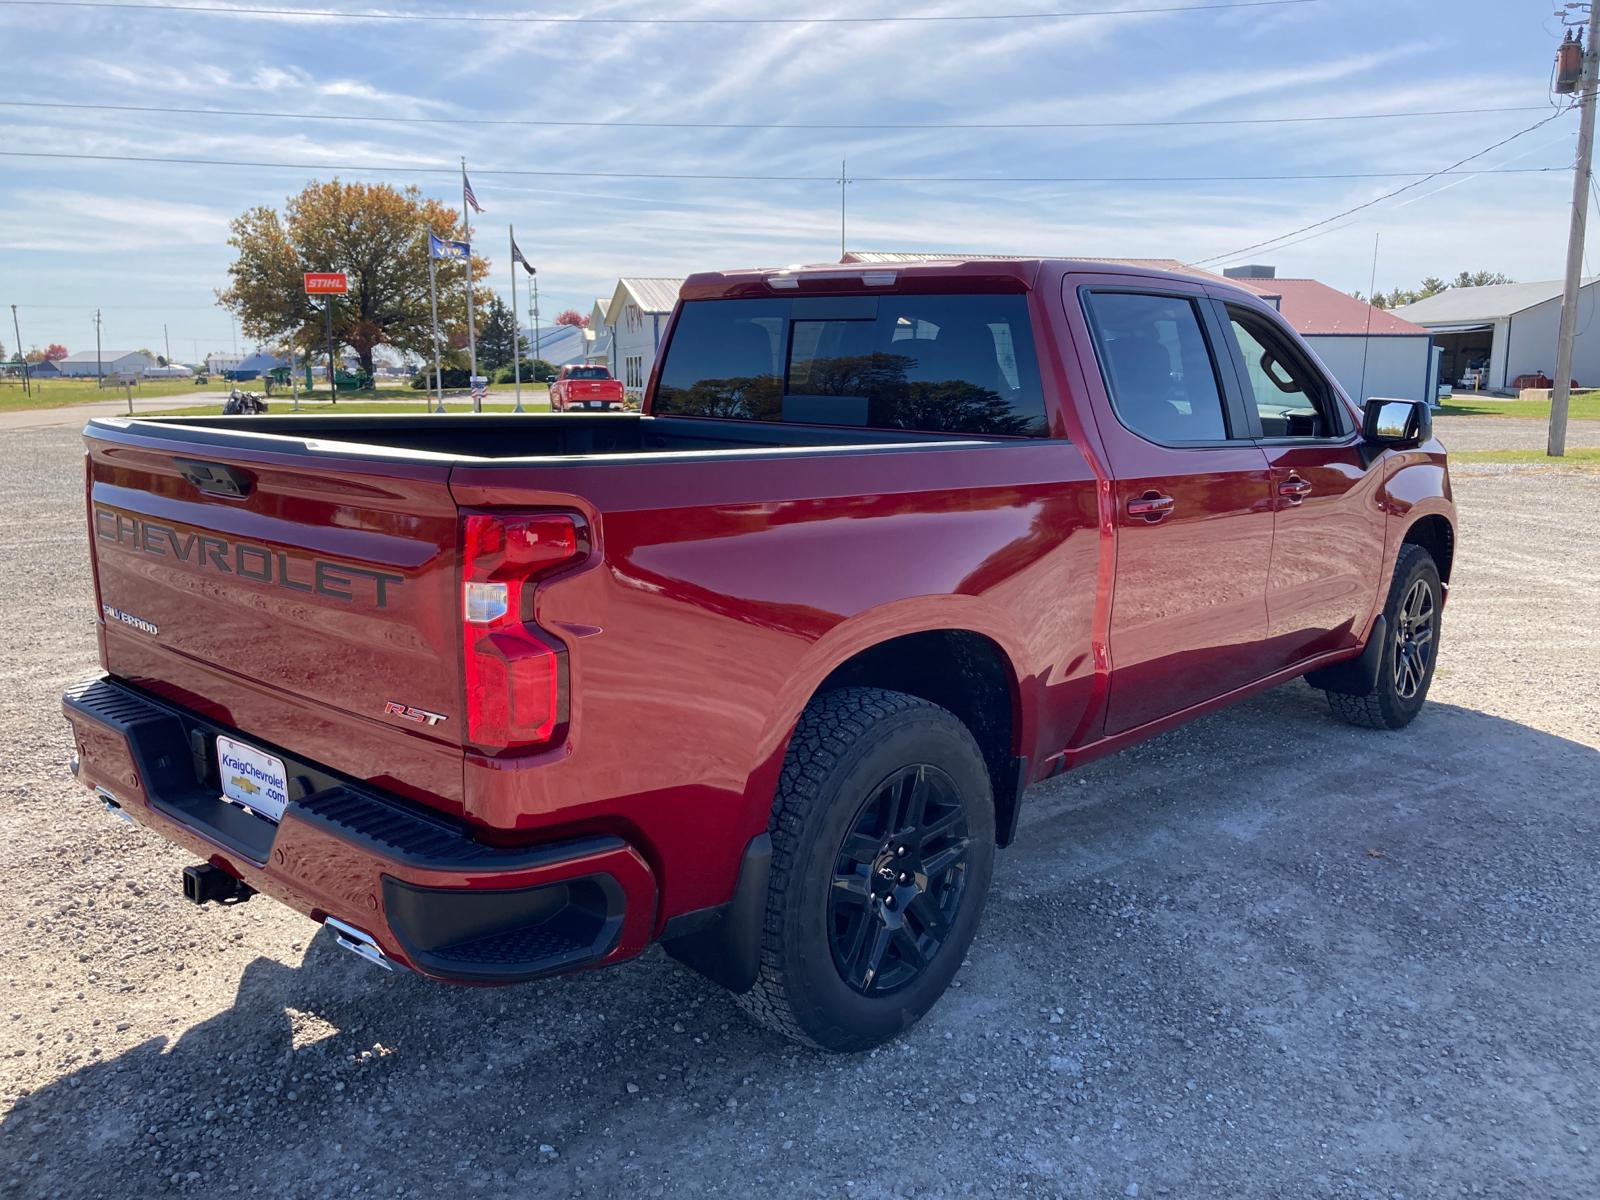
[548,364,626,411]
[63,257,1453,1051]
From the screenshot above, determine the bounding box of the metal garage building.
[1395,278,1600,390]
[54,350,154,378]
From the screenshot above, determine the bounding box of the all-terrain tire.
[1325,543,1442,730]
[734,687,996,1051]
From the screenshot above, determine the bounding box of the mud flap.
[1305,616,1389,697]
[660,833,772,994]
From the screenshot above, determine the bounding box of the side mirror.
[1363,397,1431,447]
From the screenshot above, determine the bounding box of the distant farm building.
[1396,278,1600,390]
[54,350,155,378]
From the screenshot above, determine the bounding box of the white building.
[604,278,684,399]
[206,352,244,376]
[584,297,613,368]
[1396,279,1600,390]
[54,350,155,378]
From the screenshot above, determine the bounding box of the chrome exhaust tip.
[324,917,398,972]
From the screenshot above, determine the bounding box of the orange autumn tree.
[218,179,491,375]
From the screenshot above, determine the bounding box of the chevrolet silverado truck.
[64,258,1453,1051]
[548,364,626,411]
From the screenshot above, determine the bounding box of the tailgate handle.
[174,457,254,498]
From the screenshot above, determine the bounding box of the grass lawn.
[1437,393,1600,420]
[1450,447,1600,466]
[0,377,554,413]
[0,376,230,412]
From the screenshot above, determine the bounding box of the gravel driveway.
[2,424,1597,1200]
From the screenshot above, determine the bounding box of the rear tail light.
[460,511,585,753]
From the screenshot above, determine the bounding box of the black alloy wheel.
[735,687,996,1051]
[1392,576,1436,701]
[828,764,971,996]
[1323,543,1442,730]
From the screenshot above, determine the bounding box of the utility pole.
[95,309,103,389]
[10,305,29,397]
[837,157,852,260]
[1552,3,1600,457]
[324,295,338,406]
[164,323,171,367]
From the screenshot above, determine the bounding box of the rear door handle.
[1126,493,1175,522]
[1278,477,1313,503]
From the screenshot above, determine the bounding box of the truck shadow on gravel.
[7,683,1600,1200]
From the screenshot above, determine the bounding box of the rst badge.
[383,701,448,727]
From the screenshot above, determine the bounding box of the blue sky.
[0,0,1582,363]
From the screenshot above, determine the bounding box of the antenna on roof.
[1358,233,1380,405]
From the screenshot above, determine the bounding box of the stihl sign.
[303,273,348,295]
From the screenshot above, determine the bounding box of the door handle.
[1126,493,1175,522]
[1278,477,1313,503]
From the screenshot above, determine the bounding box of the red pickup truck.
[548,364,626,411]
[64,258,1453,1051]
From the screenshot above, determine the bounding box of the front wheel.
[734,688,995,1051]
[1324,543,1442,730]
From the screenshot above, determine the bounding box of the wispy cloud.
[0,0,1575,349]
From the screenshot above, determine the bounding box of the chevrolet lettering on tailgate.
[94,508,404,608]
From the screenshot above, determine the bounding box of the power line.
[0,149,1570,183]
[1190,109,1572,265]
[0,0,1316,24]
[1,99,1550,133]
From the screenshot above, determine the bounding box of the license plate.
[588,401,602,408]
[216,735,289,822]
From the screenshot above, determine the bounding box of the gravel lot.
[3,424,1597,1200]
[1432,415,1600,453]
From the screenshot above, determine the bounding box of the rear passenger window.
[1084,292,1229,444]
[654,293,1049,438]
[1224,306,1347,438]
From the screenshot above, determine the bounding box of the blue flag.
[430,234,470,261]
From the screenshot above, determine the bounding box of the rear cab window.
[652,293,1049,438]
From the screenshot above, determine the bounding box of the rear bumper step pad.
[63,676,655,983]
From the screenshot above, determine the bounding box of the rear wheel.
[734,687,995,1051]
[1324,544,1441,730]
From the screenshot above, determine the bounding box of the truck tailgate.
[85,423,466,810]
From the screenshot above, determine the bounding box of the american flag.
[463,171,483,214]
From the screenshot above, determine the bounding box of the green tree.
[1454,270,1513,289]
[218,178,490,376]
[477,294,526,371]
[1357,272,1510,309]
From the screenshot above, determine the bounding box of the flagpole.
[510,224,523,414]
[462,157,479,414]
[427,230,445,415]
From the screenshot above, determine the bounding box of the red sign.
[304,272,348,295]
